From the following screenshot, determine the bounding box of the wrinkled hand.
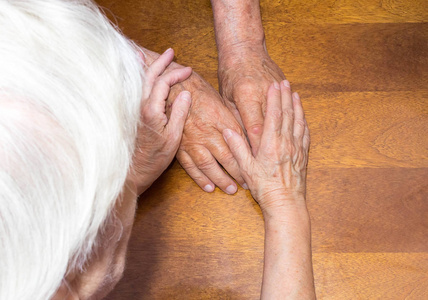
[169,72,248,194]
[131,49,192,195]
[219,45,285,156]
[222,80,310,215]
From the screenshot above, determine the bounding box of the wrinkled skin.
[223,80,310,214]
[131,49,192,195]
[218,44,286,156]
[170,72,248,194]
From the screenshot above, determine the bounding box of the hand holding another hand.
[136,48,248,195]
[219,45,286,156]
[172,72,248,194]
[130,49,192,195]
[223,80,310,216]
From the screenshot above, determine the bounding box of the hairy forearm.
[210,0,265,58]
[261,202,316,299]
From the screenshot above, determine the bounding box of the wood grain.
[305,91,428,168]
[95,0,428,299]
[313,253,428,300]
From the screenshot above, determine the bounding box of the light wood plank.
[304,91,428,168]
[313,253,428,300]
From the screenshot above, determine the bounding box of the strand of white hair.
[0,0,144,298]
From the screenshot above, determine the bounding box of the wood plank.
[97,2,428,93]
[261,0,428,24]
[308,167,428,253]
[304,91,428,168]
[104,166,427,299]
[313,253,428,300]
[106,168,265,299]
[266,23,428,93]
[98,0,428,30]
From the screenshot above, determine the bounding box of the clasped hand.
[132,48,310,207]
[223,81,310,214]
[130,49,192,195]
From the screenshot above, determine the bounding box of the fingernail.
[273,81,280,90]
[294,92,300,100]
[223,129,233,140]
[164,48,173,54]
[225,185,237,195]
[203,184,214,192]
[242,183,249,190]
[283,80,290,88]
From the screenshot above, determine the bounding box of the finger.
[232,86,264,156]
[303,119,310,151]
[166,91,191,136]
[149,67,192,114]
[187,147,238,195]
[292,92,305,142]
[222,129,254,185]
[177,150,215,193]
[280,80,294,137]
[259,82,282,148]
[205,136,247,189]
[147,48,175,80]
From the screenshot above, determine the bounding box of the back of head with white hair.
[0,0,144,298]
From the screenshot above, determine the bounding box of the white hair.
[0,0,144,298]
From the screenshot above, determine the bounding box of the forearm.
[261,202,316,299]
[210,0,265,59]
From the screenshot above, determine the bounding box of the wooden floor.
[97,0,428,299]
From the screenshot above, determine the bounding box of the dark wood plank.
[106,168,264,299]
[308,167,428,253]
[261,0,428,24]
[266,22,428,93]
[97,1,428,94]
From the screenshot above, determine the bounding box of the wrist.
[258,193,309,221]
[263,204,311,241]
[128,172,151,196]
[263,203,310,222]
[211,0,266,57]
[218,39,267,67]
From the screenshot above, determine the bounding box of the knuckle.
[155,76,165,87]
[295,119,306,129]
[218,148,235,163]
[141,106,152,121]
[304,134,311,145]
[270,108,282,122]
[282,109,294,121]
[195,154,216,171]
[177,157,194,170]
[282,141,295,157]
[247,123,263,136]
[233,80,258,100]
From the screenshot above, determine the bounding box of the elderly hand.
[218,44,286,156]
[171,72,248,194]
[222,80,310,215]
[131,49,192,195]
